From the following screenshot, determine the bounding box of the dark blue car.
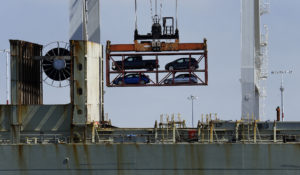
[165,57,199,71]
[164,74,198,84]
[113,74,150,85]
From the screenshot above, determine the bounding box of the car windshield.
[182,74,195,78]
[127,58,134,61]
[126,75,134,78]
[175,74,184,78]
[177,59,184,63]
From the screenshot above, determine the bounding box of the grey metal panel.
[86,0,100,43]
[69,0,83,40]
[241,0,261,120]
[0,105,71,133]
[69,0,100,43]
[0,106,10,131]
[20,105,72,132]
[0,144,300,174]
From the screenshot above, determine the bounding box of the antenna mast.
[271,70,292,121]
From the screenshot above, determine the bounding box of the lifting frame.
[106,39,208,87]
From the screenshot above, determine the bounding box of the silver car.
[164,74,198,84]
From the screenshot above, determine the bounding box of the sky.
[0,0,299,127]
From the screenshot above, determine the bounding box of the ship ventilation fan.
[42,41,71,87]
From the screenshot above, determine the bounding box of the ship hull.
[1,143,300,175]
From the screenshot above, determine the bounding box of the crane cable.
[176,0,178,29]
[150,0,163,21]
[155,0,157,16]
[160,0,163,21]
[150,0,153,22]
[135,0,137,30]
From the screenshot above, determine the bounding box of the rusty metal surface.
[70,40,102,125]
[9,40,43,105]
[108,40,207,52]
[0,143,300,174]
[0,104,72,144]
[70,40,87,125]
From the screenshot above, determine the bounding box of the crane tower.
[241,0,269,120]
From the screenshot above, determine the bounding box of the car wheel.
[118,81,123,85]
[140,80,145,84]
[168,66,174,71]
[147,65,154,71]
[190,65,195,70]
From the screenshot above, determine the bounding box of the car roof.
[174,57,196,61]
[176,73,196,76]
[127,55,142,58]
[125,73,145,76]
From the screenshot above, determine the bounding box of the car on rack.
[165,57,199,71]
[113,74,150,85]
[112,55,159,71]
[164,73,198,84]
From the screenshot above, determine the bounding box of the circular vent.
[42,42,71,87]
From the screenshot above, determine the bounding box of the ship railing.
[19,133,70,144]
[93,131,300,144]
[1,129,300,144]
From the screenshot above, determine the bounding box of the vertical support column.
[242,123,245,143]
[197,121,201,142]
[253,120,257,143]
[201,124,205,142]
[241,0,261,120]
[91,123,95,143]
[156,55,159,84]
[172,121,175,143]
[154,120,158,142]
[106,41,111,87]
[209,121,214,143]
[204,39,208,85]
[71,40,102,142]
[71,41,87,126]
[100,45,104,123]
[273,121,277,143]
[235,120,240,141]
